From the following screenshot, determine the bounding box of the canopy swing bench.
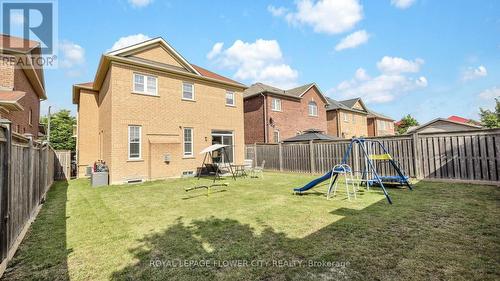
[185,144,236,196]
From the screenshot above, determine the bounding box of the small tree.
[40,109,76,151]
[396,114,419,135]
[479,98,500,128]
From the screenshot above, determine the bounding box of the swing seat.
[369,154,392,160]
[333,166,352,173]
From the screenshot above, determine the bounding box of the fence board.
[245,129,500,184]
[0,128,57,277]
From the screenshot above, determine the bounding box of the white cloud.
[207,39,299,88]
[330,56,427,103]
[128,0,153,8]
[335,30,369,51]
[283,0,363,34]
[206,42,224,60]
[391,0,416,9]
[462,65,488,81]
[10,10,24,26]
[478,87,500,100]
[59,41,85,68]
[267,5,288,17]
[377,56,424,74]
[108,34,151,52]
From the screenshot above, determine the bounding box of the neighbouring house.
[0,34,46,137]
[73,37,247,184]
[406,118,483,134]
[326,97,370,139]
[367,110,395,137]
[243,82,329,144]
[282,128,339,142]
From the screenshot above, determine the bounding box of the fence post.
[253,143,257,167]
[278,142,283,171]
[0,120,11,261]
[309,140,315,173]
[412,133,423,179]
[27,135,34,216]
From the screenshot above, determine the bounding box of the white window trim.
[28,109,32,126]
[273,130,280,143]
[271,98,282,112]
[128,125,142,160]
[183,127,194,157]
[182,82,195,101]
[344,112,349,122]
[226,91,235,106]
[308,102,318,117]
[133,73,158,96]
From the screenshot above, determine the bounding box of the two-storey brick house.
[73,37,247,184]
[0,34,46,137]
[367,110,395,136]
[243,83,329,144]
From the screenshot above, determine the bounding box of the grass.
[2,172,499,280]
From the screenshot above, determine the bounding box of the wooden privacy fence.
[0,124,57,275]
[54,150,71,180]
[245,129,500,185]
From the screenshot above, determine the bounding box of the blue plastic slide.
[294,170,334,193]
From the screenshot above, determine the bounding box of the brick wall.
[3,67,40,137]
[326,111,339,137]
[244,95,265,144]
[265,87,327,142]
[0,55,14,89]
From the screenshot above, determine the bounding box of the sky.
[11,0,500,122]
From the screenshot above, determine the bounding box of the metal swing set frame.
[327,138,413,204]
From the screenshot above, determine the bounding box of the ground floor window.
[273,130,280,143]
[128,125,141,159]
[184,128,194,156]
[211,130,233,163]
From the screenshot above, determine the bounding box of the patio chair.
[252,160,265,178]
[243,159,253,177]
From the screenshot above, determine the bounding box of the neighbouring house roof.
[406,118,483,134]
[0,34,39,53]
[0,90,26,111]
[367,109,394,121]
[243,82,329,103]
[447,115,481,126]
[283,129,340,142]
[326,97,368,115]
[73,37,246,104]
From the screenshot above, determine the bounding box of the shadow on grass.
[2,181,69,281]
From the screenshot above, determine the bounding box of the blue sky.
[17,0,500,122]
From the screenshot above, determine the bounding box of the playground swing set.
[294,138,413,204]
[185,144,236,196]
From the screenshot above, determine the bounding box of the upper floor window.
[271,98,282,111]
[344,112,349,122]
[133,73,157,95]
[28,109,32,126]
[226,91,235,106]
[128,125,142,160]
[352,114,356,124]
[182,82,194,100]
[308,101,318,116]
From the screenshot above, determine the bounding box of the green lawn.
[2,173,499,280]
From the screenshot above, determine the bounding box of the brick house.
[326,97,395,138]
[326,98,369,138]
[367,110,395,137]
[0,34,46,137]
[73,37,247,184]
[243,83,329,144]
